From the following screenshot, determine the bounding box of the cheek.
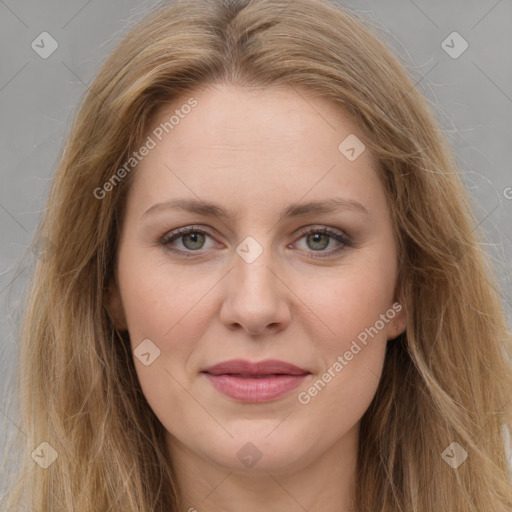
[117,262,208,429]
[115,254,211,410]
[292,260,396,349]
[295,275,391,434]
[117,250,218,345]
[290,257,394,409]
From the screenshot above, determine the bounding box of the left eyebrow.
[141,197,370,221]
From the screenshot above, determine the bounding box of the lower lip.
[204,373,309,403]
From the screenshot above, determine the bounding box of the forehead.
[148,83,368,155]
[126,83,384,220]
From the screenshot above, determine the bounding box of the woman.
[2,0,511,510]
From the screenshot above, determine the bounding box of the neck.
[166,424,359,512]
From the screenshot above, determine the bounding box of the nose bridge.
[219,234,291,334]
[232,237,279,301]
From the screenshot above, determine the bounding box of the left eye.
[160,225,351,257]
[295,229,346,252]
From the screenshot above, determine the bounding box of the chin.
[199,427,316,474]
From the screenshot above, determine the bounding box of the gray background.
[1,0,511,492]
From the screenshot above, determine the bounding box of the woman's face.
[108,83,406,474]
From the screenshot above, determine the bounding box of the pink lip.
[201,359,310,403]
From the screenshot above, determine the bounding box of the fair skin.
[108,83,406,512]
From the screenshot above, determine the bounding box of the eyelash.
[159,225,353,259]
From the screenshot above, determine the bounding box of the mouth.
[201,359,311,403]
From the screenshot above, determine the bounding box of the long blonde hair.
[2,0,511,510]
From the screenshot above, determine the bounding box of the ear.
[105,278,128,331]
[385,277,407,340]
[385,299,407,341]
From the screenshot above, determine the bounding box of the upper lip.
[201,359,310,376]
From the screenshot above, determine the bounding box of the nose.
[219,248,292,336]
